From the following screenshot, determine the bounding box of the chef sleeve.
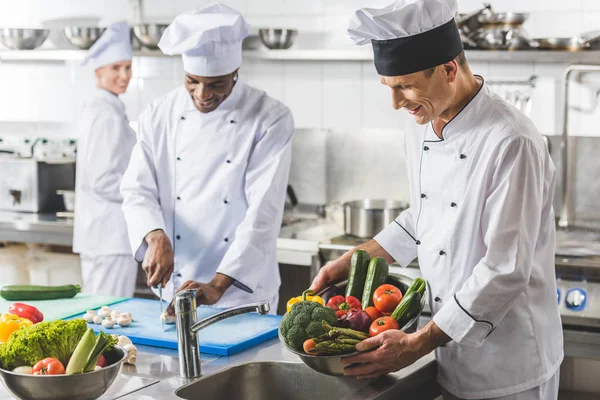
[433,137,547,348]
[120,106,167,262]
[81,116,132,203]
[216,109,294,293]
[373,207,418,267]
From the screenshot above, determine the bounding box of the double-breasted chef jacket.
[375,77,563,399]
[121,80,294,309]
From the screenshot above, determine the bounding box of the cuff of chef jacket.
[132,219,166,262]
[433,295,494,348]
[373,221,417,267]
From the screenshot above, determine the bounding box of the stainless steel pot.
[531,32,600,51]
[473,26,531,50]
[343,199,408,238]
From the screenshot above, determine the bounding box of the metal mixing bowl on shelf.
[258,28,297,50]
[132,23,168,50]
[0,346,126,400]
[279,273,426,376]
[0,28,49,50]
[63,26,105,50]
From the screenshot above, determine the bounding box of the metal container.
[0,158,75,213]
[531,32,600,51]
[0,346,126,400]
[343,199,408,238]
[477,12,529,27]
[0,28,49,50]
[63,26,105,50]
[132,23,168,50]
[473,26,531,50]
[455,4,493,38]
[279,273,426,376]
[258,29,297,50]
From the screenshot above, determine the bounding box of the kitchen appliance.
[0,137,76,213]
[0,28,49,50]
[132,23,167,49]
[343,199,408,238]
[258,29,297,50]
[63,26,105,49]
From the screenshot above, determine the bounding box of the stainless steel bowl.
[473,26,531,50]
[478,12,529,27]
[279,273,426,376]
[0,346,126,400]
[63,26,105,50]
[132,23,168,50]
[258,29,297,50]
[344,199,409,238]
[0,28,49,50]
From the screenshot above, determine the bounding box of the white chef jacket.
[120,81,293,308]
[375,77,563,399]
[73,88,137,256]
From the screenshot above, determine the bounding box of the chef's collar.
[433,75,487,140]
[95,87,126,115]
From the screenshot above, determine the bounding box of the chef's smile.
[184,71,238,113]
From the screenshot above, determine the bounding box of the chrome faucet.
[174,289,270,378]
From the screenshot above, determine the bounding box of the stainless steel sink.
[175,360,440,400]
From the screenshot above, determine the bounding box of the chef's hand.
[166,273,233,314]
[309,256,351,294]
[341,330,423,379]
[143,230,174,288]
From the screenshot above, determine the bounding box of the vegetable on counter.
[0,284,81,301]
[7,303,43,324]
[286,289,324,313]
[111,334,138,365]
[32,358,65,375]
[280,299,337,351]
[391,278,427,328]
[0,313,33,343]
[369,316,399,337]
[66,329,117,375]
[361,257,389,309]
[373,284,403,313]
[345,249,371,300]
[0,319,88,370]
[326,295,362,318]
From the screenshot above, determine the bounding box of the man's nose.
[391,87,405,110]
[195,84,212,101]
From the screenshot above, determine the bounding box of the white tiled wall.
[0,0,599,136]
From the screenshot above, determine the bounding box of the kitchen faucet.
[174,289,270,378]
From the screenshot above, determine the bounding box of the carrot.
[303,338,316,354]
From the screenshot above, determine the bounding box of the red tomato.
[364,306,382,322]
[369,316,399,337]
[373,284,403,313]
[96,354,108,368]
[32,358,65,375]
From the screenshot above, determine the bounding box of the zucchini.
[360,257,389,309]
[391,279,427,327]
[0,284,81,301]
[345,250,371,299]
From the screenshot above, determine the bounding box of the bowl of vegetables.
[279,250,427,376]
[0,319,127,400]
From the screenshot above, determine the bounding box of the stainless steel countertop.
[0,338,437,399]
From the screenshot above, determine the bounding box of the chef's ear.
[232,68,239,83]
[441,60,459,84]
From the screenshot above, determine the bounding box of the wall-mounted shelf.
[1,48,600,64]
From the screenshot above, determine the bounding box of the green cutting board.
[0,294,128,321]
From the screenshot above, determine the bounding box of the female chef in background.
[73,22,138,297]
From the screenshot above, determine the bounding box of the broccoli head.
[281,301,338,351]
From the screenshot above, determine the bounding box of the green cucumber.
[403,277,425,298]
[345,250,371,299]
[391,279,427,326]
[360,257,389,309]
[0,284,81,301]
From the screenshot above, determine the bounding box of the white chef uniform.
[120,4,294,310]
[350,1,563,399]
[73,22,138,297]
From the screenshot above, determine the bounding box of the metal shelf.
[1,48,600,63]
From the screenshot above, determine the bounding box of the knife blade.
[158,283,164,331]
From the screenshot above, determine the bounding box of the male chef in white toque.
[310,1,563,399]
[73,22,138,297]
[121,4,294,312]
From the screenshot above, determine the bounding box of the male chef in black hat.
[311,1,563,399]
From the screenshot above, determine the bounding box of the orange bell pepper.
[0,313,33,343]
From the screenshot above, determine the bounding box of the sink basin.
[176,361,375,400]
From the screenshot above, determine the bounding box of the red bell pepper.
[8,303,44,324]
[326,295,362,318]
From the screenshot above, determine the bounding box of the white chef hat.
[348,0,462,76]
[81,21,132,69]
[158,3,250,77]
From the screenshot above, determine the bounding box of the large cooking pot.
[343,199,408,238]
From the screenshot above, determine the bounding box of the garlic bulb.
[101,317,115,328]
[92,315,103,324]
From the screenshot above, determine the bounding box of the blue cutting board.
[68,298,281,356]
